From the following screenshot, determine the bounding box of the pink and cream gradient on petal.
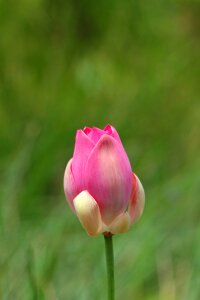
[64,125,145,236]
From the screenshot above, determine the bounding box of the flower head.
[64,125,145,236]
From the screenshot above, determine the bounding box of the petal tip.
[83,127,91,135]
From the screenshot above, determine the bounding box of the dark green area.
[0,0,200,299]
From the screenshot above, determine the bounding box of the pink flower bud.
[64,125,145,236]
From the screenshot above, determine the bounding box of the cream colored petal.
[73,191,103,236]
[128,175,145,224]
[109,212,131,234]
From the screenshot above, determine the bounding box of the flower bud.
[64,125,145,236]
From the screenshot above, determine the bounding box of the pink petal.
[128,174,145,224]
[83,127,92,135]
[72,130,95,193]
[63,158,77,209]
[87,127,106,143]
[104,124,123,144]
[85,134,132,225]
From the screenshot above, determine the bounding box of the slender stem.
[104,234,115,300]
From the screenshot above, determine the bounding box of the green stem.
[104,234,115,300]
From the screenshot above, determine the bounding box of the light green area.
[0,1,200,299]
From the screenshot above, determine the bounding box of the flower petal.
[72,130,95,192]
[83,126,92,135]
[73,191,103,236]
[87,127,106,143]
[128,174,145,224]
[63,158,77,209]
[85,135,132,225]
[104,124,123,144]
[109,212,131,234]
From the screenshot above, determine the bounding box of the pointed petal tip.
[83,127,91,135]
[103,124,122,144]
[104,124,112,133]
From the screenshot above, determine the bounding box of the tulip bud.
[64,125,145,236]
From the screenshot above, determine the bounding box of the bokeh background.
[0,0,200,299]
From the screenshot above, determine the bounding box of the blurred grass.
[0,0,200,299]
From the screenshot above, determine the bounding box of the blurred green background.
[0,0,200,299]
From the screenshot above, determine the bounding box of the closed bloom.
[64,125,145,236]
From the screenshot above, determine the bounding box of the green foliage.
[0,0,200,299]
